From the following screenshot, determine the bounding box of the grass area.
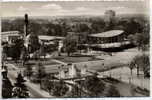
[54,54,102,63]
[28,59,60,65]
[7,59,60,68]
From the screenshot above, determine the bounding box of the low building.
[38,35,65,53]
[1,31,22,44]
[38,35,65,42]
[44,64,88,79]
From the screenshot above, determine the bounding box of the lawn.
[27,59,60,65]
[54,54,102,63]
[7,59,60,69]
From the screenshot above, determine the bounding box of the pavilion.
[88,30,131,51]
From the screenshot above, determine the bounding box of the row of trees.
[129,54,150,77]
[2,12,149,58]
[2,14,149,37]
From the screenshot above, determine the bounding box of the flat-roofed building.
[38,35,65,54]
[1,31,22,44]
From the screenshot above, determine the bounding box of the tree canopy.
[84,74,105,96]
[64,32,78,56]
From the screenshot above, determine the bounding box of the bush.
[84,74,105,96]
[51,80,69,97]
[106,85,120,97]
[105,77,120,83]
[41,79,69,97]
[2,78,13,98]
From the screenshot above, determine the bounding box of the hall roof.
[89,30,124,38]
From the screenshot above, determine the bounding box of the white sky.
[1,0,149,17]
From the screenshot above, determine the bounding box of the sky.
[1,0,149,17]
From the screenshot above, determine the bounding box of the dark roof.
[89,30,124,38]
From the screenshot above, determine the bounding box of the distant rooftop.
[89,30,124,38]
[1,31,20,36]
[38,35,65,41]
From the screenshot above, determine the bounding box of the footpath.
[98,67,150,91]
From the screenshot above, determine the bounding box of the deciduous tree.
[64,33,78,56]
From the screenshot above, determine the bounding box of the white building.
[68,64,77,78]
[81,65,87,75]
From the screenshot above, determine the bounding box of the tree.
[40,42,46,59]
[106,85,120,97]
[51,80,69,97]
[13,73,29,98]
[34,63,46,87]
[136,54,150,77]
[2,18,24,33]
[2,71,13,98]
[133,32,149,51]
[20,46,29,66]
[24,63,33,80]
[130,54,150,77]
[84,73,105,96]
[41,75,53,92]
[27,33,40,53]
[91,20,105,33]
[129,61,135,75]
[2,44,9,67]
[10,39,24,63]
[64,32,78,56]
[124,18,142,35]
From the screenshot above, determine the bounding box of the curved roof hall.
[89,30,124,38]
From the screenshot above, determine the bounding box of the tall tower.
[24,14,29,37]
[104,10,116,30]
[104,10,116,23]
[24,14,30,52]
